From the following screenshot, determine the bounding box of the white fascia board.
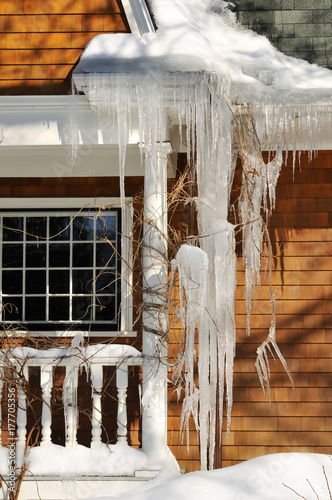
[0,95,176,178]
[0,144,144,178]
[0,95,141,147]
[0,95,87,147]
[0,197,124,209]
[0,144,176,178]
[121,0,155,34]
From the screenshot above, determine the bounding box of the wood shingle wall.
[223,151,331,467]
[0,0,129,95]
[168,150,332,472]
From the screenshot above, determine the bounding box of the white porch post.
[142,141,171,463]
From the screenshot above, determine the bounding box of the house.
[0,0,331,498]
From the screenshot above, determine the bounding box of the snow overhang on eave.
[73,70,332,153]
[73,70,204,108]
[73,68,205,157]
[71,23,332,154]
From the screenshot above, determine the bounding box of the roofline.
[121,0,155,35]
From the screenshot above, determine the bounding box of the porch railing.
[0,345,143,452]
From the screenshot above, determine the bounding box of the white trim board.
[121,0,155,34]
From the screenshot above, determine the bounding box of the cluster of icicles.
[73,71,331,469]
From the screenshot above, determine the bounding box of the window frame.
[0,198,134,338]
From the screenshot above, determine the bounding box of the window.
[0,199,133,336]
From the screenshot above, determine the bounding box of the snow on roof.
[74,0,332,104]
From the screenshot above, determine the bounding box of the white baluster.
[40,365,53,445]
[116,365,128,444]
[16,365,28,448]
[90,364,103,448]
[63,363,78,447]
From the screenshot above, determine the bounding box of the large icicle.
[239,147,283,334]
[172,245,208,453]
[171,75,237,469]
[194,77,237,469]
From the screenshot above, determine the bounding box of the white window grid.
[0,198,134,337]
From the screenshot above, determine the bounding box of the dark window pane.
[2,297,22,322]
[95,270,116,294]
[49,297,69,321]
[96,215,117,241]
[49,270,69,294]
[2,245,23,268]
[49,243,70,267]
[73,216,94,241]
[50,217,70,241]
[1,210,120,328]
[26,244,46,268]
[26,217,47,240]
[26,270,46,294]
[73,243,93,267]
[2,217,23,241]
[25,297,46,321]
[72,270,93,294]
[96,243,116,267]
[95,296,116,321]
[72,296,92,321]
[2,270,23,294]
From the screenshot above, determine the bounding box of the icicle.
[172,244,208,456]
[115,75,130,214]
[255,294,294,398]
[69,79,80,167]
[63,334,85,447]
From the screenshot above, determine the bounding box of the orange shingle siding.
[0,0,123,15]
[0,0,130,95]
[222,150,332,468]
[167,150,332,472]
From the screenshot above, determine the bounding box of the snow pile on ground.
[85,453,332,500]
[74,0,332,102]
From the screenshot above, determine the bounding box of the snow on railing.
[0,344,143,452]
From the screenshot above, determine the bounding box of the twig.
[323,466,332,499]
[306,479,319,500]
[282,483,308,499]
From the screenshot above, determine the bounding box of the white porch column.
[142,141,171,463]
